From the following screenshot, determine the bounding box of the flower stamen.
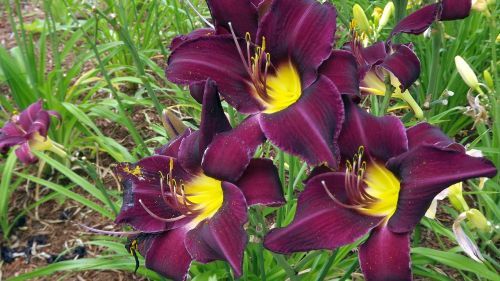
[138,199,187,222]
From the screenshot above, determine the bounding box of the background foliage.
[0,0,498,280]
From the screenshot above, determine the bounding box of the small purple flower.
[166,0,363,168]
[391,0,472,37]
[115,80,285,281]
[0,100,64,164]
[264,99,497,281]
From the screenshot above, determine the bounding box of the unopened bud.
[372,7,383,25]
[378,2,395,31]
[483,70,494,90]
[455,56,479,90]
[162,109,187,140]
[466,209,491,233]
[448,182,469,212]
[472,0,488,11]
[353,4,371,34]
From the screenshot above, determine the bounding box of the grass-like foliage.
[0,0,498,280]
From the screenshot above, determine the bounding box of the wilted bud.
[455,56,480,90]
[448,182,469,212]
[453,212,485,262]
[466,208,491,233]
[472,0,488,11]
[372,7,383,25]
[353,4,371,34]
[483,70,494,89]
[425,188,449,219]
[162,109,187,140]
[378,2,395,31]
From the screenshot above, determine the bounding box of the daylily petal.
[207,0,258,39]
[359,226,411,281]
[189,81,206,104]
[390,4,439,37]
[185,182,248,277]
[264,173,383,253]
[115,156,192,232]
[28,109,51,137]
[198,80,232,149]
[170,28,215,51]
[18,100,44,131]
[360,42,387,67]
[0,122,25,136]
[259,76,344,167]
[406,123,462,151]
[155,129,193,158]
[15,142,36,164]
[339,98,408,162]
[0,136,25,153]
[319,50,360,97]
[380,44,420,91]
[387,145,497,233]
[167,36,263,114]
[202,115,265,182]
[440,0,471,21]
[235,158,285,207]
[257,0,337,87]
[178,80,231,174]
[141,228,192,281]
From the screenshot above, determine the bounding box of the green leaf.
[32,151,115,213]
[412,247,500,281]
[0,150,18,233]
[15,172,114,219]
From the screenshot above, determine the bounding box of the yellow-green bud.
[483,70,494,90]
[448,182,469,212]
[472,0,488,11]
[162,109,187,140]
[455,56,480,90]
[378,2,395,32]
[353,4,371,34]
[372,7,383,25]
[466,209,491,233]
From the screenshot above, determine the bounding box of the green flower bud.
[455,56,480,90]
[353,4,371,34]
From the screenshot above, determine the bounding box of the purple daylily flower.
[351,0,472,96]
[115,80,285,281]
[391,0,472,37]
[344,0,472,117]
[166,0,362,168]
[0,100,63,164]
[264,98,497,281]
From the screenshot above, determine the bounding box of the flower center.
[359,161,400,218]
[29,132,53,151]
[262,60,302,114]
[138,159,224,228]
[322,147,400,219]
[227,23,302,114]
[180,173,223,226]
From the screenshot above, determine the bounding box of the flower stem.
[49,141,67,159]
[401,90,424,119]
[272,253,300,281]
[394,0,408,23]
[314,250,337,281]
[339,259,359,281]
[428,23,443,117]
[257,242,267,281]
[378,78,393,116]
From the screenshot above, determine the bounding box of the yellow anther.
[123,165,143,177]
[245,32,251,42]
[261,36,266,51]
